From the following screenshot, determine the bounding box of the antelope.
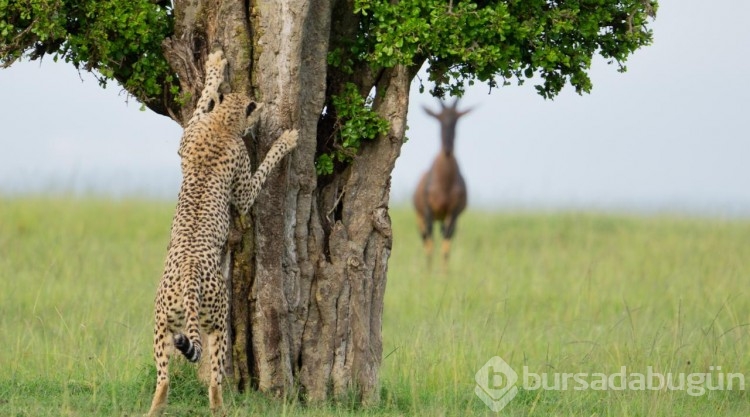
[413,99,470,264]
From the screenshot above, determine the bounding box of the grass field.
[1,197,749,416]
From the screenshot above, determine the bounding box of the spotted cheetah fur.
[147,50,298,416]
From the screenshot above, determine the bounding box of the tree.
[1,0,657,404]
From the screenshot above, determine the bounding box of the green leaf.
[315,154,334,176]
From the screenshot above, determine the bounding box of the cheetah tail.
[174,263,203,363]
[174,333,200,362]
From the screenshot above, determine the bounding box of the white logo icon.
[475,356,519,412]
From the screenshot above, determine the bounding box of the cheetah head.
[243,101,263,135]
[216,93,264,137]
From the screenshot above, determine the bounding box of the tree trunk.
[162,0,412,403]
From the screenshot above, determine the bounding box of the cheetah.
[147,50,298,417]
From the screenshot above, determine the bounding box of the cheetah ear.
[219,93,224,104]
[245,102,257,117]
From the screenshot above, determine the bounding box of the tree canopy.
[1,0,174,113]
[339,0,656,99]
[1,0,656,111]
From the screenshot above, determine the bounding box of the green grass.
[1,197,749,416]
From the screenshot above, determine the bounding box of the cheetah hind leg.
[208,275,228,415]
[147,317,172,417]
[207,328,227,414]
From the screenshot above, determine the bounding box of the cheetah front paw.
[206,50,227,72]
[277,129,299,152]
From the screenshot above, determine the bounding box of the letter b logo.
[475,356,519,412]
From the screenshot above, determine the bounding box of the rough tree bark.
[162,0,415,403]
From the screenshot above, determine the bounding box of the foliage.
[353,0,657,98]
[0,0,175,107]
[1,0,658,169]
[316,83,389,176]
[321,0,657,176]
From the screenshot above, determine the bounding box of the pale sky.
[1,0,748,215]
